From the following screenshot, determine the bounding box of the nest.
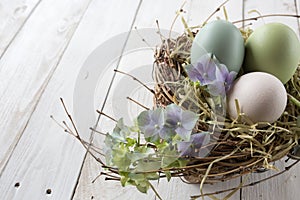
[153,33,300,184]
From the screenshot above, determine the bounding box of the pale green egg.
[191,20,245,72]
[243,23,300,84]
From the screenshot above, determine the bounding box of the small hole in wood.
[14,182,20,188]
[46,189,52,195]
[91,196,94,199]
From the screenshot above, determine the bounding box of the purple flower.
[215,64,237,93]
[137,108,164,139]
[160,104,199,141]
[186,54,237,97]
[177,132,209,157]
[186,54,217,85]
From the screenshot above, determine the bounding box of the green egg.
[243,23,300,84]
[191,20,245,72]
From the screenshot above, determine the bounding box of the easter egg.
[227,72,287,124]
[243,23,300,83]
[191,20,245,73]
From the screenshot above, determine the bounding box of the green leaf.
[120,175,129,187]
[136,184,148,194]
[111,145,131,171]
[160,147,179,168]
[177,158,188,167]
[146,173,160,180]
[134,159,161,172]
[164,171,172,182]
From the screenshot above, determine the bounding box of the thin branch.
[96,110,117,122]
[134,26,155,52]
[89,127,107,136]
[232,14,300,24]
[202,0,229,26]
[60,98,80,137]
[60,98,107,166]
[127,96,150,110]
[191,160,300,199]
[50,115,68,132]
[114,69,155,94]
[169,1,187,38]
[149,181,163,200]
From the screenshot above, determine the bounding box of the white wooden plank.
[0,0,142,199]
[0,0,92,174]
[242,0,299,36]
[0,0,41,56]
[241,0,300,200]
[73,0,244,199]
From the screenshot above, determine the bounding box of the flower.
[137,108,164,140]
[177,132,209,157]
[215,63,237,93]
[161,104,199,141]
[186,53,217,85]
[137,104,199,142]
[185,53,237,96]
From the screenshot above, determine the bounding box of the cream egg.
[227,72,287,124]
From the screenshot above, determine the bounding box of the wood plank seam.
[0,0,94,179]
[0,0,43,61]
[294,0,300,35]
[70,0,144,199]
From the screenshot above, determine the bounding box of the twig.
[89,127,107,136]
[232,14,300,24]
[50,115,68,132]
[191,160,300,199]
[59,98,106,166]
[169,1,187,39]
[96,110,117,122]
[114,69,155,94]
[127,96,150,110]
[149,181,163,200]
[134,26,155,52]
[202,0,229,26]
[60,97,80,137]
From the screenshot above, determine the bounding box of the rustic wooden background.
[0,0,299,199]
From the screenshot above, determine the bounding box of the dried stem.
[191,160,300,199]
[127,96,150,110]
[114,69,155,94]
[233,14,300,24]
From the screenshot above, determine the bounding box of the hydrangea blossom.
[185,54,217,85]
[186,53,237,96]
[162,104,199,141]
[177,132,209,157]
[137,104,199,142]
[137,108,164,139]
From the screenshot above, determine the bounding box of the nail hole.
[14,182,20,188]
[46,189,52,195]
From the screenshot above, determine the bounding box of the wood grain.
[0,0,41,57]
[0,0,94,198]
[0,0,93,175]
[0,0,142,200]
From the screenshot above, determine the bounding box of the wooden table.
[0,0,299,199]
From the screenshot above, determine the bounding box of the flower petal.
[175,126,191,141]
[181,111,199,130]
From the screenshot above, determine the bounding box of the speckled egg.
[191,20,245,73]
[227,72,287,124]
[243,23,300,83]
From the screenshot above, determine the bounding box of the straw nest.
[153,32,300,184]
